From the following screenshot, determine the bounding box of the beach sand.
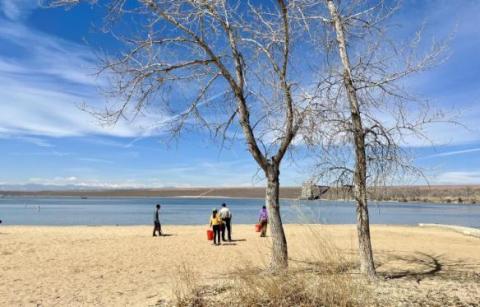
[1,225,479,306]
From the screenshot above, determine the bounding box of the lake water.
[0,197,479,228]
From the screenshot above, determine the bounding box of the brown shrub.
[226,268,371,307]
[167,224,374,307]
[170,263,205,307]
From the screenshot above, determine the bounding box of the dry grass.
[166,225,374,307]
[170,264,206,307]
[369,185,480,204]
[164,222,480,306]
[225,267,371,307]
[166,264,373,307]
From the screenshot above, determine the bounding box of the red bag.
[207,229,214,240]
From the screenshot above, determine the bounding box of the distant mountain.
[0,185,301,199]
[0,183,104,192]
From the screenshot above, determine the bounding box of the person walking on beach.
[219,203,232,241]
[153,204,162,237]
[209,208,222,245]
[258,206,268,237]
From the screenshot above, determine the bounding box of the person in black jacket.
[153,204,162,236]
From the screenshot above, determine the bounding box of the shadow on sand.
[218,238,247,246]
[378,252,446,281]
[229,239,247,242]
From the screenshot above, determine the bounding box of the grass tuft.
[167,224,374,307]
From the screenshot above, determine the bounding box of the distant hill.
[0,183,104,192]
[0,186,301,199]
[1,184,480,204]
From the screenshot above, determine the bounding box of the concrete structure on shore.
[300,182,329,200]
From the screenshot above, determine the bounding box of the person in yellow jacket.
[209,208,223,245]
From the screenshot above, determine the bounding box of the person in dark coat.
[153,204,162,236]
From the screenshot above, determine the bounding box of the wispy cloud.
[0,134,54,147]
[0,158,266,189]
[368,0,480,148]
[78,157,114,164]
[421,147,480,159]
[0,0,39,20]
[9,150,70,157]
[18,136,54,147]
[434,171,480,185]
[0,17,169,139]
[23,176,150,189]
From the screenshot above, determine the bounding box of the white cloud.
[399,121,479,148]
[17,136,54,147]
[25,176,150,189]
[433,171,480,185]
[3,158,265,189]
[421,147,480,159]
[0,0,39,20]
[78,157,114,164]
[0,134,54,147]
[0,18,169,139]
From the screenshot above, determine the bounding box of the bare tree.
[48,0,322,271]
[296,0,450,279]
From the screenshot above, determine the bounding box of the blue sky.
[0,0,479,189]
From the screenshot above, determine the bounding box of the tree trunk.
[349,73,376,279]
[326,0,376,279]
[354,151,376,279]
[266,163,288,271]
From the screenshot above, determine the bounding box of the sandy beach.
[1,224,479,306]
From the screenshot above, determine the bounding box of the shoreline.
[2,194,480,206]
[1,223,479,230]
[0,194,480,206]
[419,223,480,238]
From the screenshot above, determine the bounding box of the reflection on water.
[0,197,479,228]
